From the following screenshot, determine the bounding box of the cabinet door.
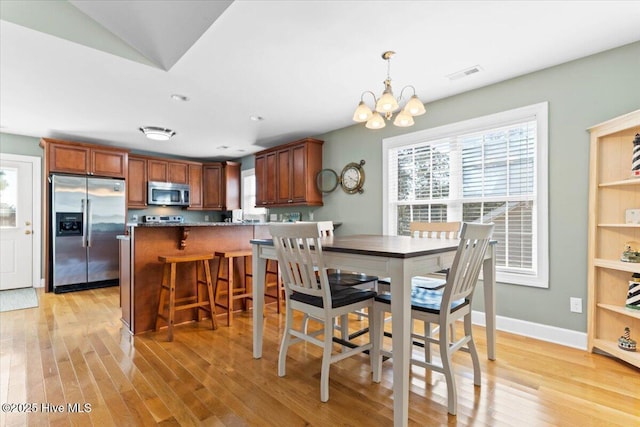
[127,156,147,208]
[148,160,168,182]
[255,154,266,206]
[188,164,203,209]
[291,144,307,202]
[168,162,188,184]
[203,164,223,209]
[91,149,127,178]
[49,144,90,174]
[276,148,292,204]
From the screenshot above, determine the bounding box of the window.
[241,168,267,217]
[383,103,548,287]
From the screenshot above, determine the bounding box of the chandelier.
[352,51,426,129]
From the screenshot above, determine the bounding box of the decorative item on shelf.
[316,168,339,193]
[632,133,640,177]
[618,327,637,352]
[627,273,640,310]
[352,51,426,130]
[340,160,366,194]
[621,241,640,262]
[625,208,640,224]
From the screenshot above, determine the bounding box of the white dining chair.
[370,222,494,415]
[300,221,378,348]
[269,222,378,402]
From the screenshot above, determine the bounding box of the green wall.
[309,41,640,333]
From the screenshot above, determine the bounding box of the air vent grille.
[447,65,483,81]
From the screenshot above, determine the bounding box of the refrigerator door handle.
[81,199,87,248]
[86,199,92,247]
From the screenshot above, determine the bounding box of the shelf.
[593,339,640,366]
[594,258,640,273]
[597,303,640,320]
[599,178,640,188]
[597,223,640,228]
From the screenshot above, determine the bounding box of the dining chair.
[301,221,378,345]
[370,222,494,415]
[269,222,378,402]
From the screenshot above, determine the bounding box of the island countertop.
[131,221,270,227]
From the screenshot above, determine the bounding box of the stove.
[142,215,184,224]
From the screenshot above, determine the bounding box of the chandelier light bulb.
[352,101,373,122]
[365,112,386,129]
[393,110,414,127]
[405,95,426,116]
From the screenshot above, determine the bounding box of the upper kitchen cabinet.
[127,155,148,209]
[188,163,203,209]
[41,138,128,178]
[147,159,189,184]
[255,137,323,207]
[203,161,240,210]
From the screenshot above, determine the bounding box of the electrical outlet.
[204,215,209,222]
[570,297,582,313]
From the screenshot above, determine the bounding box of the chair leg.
[339,314,349,352]
[440,320,457,416]
[423,321,432,363]
[155,263,170,332]
[465,314,481,386]
[167,263,177,342]
[202,259,218,330]
[371,303,384,383]
[320,317,334,402]
[278,302,293,378]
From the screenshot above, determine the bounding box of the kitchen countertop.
[131,222,269,227]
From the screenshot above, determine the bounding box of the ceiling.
[1,1,639,160]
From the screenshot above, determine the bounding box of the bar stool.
[213,250,253,326]
[155,253,217,342]
[264,260,284,313]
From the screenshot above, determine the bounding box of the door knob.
[25,221,31,226]
[25,230,32,235]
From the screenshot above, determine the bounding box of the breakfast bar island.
[119,222,271,334]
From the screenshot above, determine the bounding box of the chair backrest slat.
[270,223,331,302]
[442,223,494,314]
[409,221,461,239]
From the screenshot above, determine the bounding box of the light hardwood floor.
[1,287,638,426]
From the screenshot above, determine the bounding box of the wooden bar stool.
[213,250,253,326]
[264,259,284,313]
[155,253,217,342]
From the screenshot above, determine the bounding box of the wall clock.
[340,160,366,194]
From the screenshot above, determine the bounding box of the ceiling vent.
[447,65,483,81]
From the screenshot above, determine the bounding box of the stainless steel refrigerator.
[51,174,126,293]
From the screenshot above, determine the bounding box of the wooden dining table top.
[250,234,461,258]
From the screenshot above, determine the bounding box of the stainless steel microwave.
[147,181,190,206]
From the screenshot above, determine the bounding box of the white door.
[0,154,40,290]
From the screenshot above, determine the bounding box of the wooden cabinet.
[127,156,147,209]
[255,137,323,207]
[587,109,640,368]
[203,161,240,210]
[43,138,128,178]
[188,163,203,209]
[147,159,189,184]
[255,151,277,206]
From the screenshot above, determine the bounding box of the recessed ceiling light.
[250,115,264,121]
[170,94,189,102]
[217,145,229,150]
[139,126,176,141]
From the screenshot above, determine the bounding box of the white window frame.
[241,168,267,216]
[382,102,549,288]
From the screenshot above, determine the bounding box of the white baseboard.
[36,278,45,288]
[472,310,588,351]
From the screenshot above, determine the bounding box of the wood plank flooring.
[1,287,638,426]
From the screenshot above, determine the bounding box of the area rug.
[0,287,39,313]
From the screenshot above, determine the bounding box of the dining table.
[250,234,496,427]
